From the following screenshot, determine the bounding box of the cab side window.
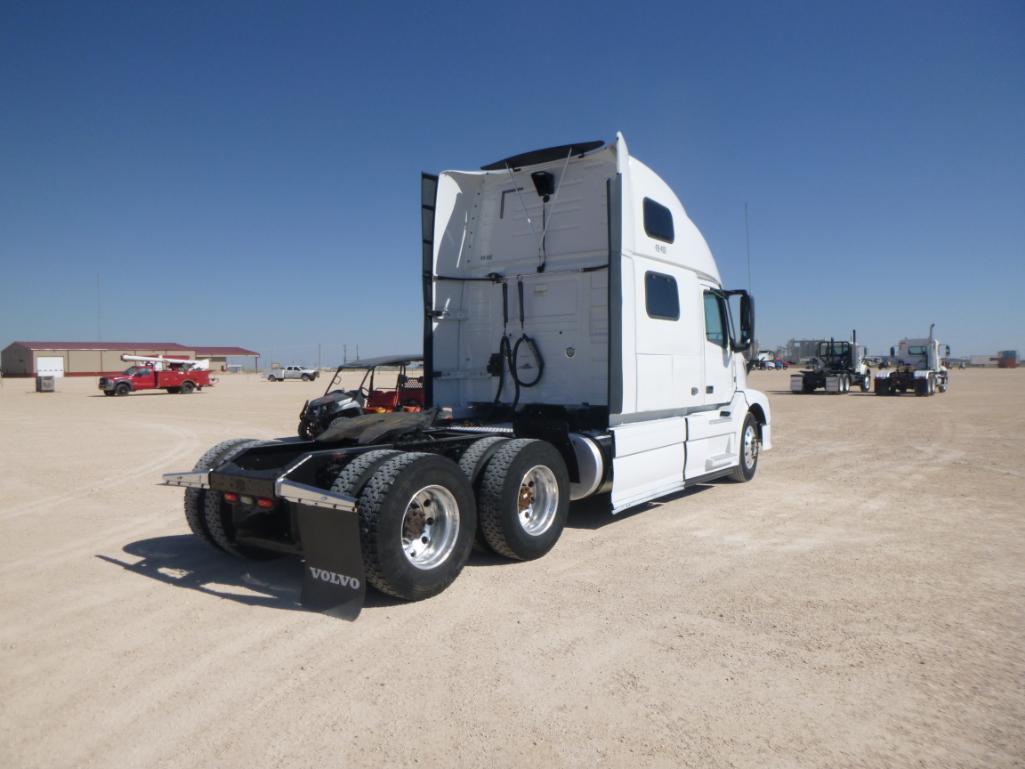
[703,291,727,348]
[643,198,675,243]
[645,271,679,320]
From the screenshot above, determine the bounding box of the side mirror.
[890,346,896,357]
[725,290,754,353]
[945,345,951,356]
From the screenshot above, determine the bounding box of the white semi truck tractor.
[875,324,950,396]
[161,134,772,618]
[790,330,871,394]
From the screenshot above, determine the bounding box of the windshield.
[817,341,850,357]
[907,345,928,355]
[121,366,141,375]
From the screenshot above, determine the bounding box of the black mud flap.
[295,503,366,620]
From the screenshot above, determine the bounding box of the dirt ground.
[1,369,1022,769]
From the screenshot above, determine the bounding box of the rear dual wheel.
[352,453,476,601]
[477,439,569,561]
[184,437,259,552]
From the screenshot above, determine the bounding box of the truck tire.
[477,439,569,561]
[183,437,257,552]
[458,436,510,488]
[203,439,275,559]
[181,381,196,394]
[801,378,814,394]
[103,390,114,396]
[915,377,930,396]
[301,373,311,381]
[457,436,511,551]
[115,382,130,396]
[730,413,760,482]
[166,387,180,394]
[330,449,403,497]
[357,452,476,601]
[875,379,890,396]
[860,374,871,393]
[267,374,277,382]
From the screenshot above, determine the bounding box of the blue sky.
[2,1,1023,363]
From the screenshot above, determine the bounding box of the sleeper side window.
[645,271,680,320]
[643,198,675,243]
[703,291,727,348]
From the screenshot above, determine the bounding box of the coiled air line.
[492,278,544,412]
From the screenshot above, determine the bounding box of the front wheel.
[301,374,311,381]
[860,374,871,392]
[477,439,569,561]
[115,383,130,396]
[731,413,760,482]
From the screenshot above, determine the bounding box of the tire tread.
[184,437,256,551]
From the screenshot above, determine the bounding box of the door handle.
[706,386,714,394]
[691,387,699,396]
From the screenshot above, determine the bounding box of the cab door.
[701,288,734,406]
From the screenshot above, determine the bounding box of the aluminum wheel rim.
[743,424,759,469]
[400,485,459,570]
[517,465,559,536]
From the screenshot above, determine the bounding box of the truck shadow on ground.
[97,536,406,613]
[98,492,699,614]
[765,390,876,396]
[565,485,714,530]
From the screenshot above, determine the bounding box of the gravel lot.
[1,369,1022,769]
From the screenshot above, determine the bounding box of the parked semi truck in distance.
[875,325,949,396]
[99,354,213,396]
[161,134,772,619]
[790,330,871,394]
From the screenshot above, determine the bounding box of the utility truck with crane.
[99,354,213,396]
[160,135,772,619]
[874,325,949,396]
[790,331,871,394]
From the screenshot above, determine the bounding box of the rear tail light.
[256,497,274,509]
[223,492,238,503]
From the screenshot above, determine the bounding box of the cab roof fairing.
[431,133,721,286]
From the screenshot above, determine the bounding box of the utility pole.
[96,273,102,341]
[317,343,321,370]
[355,344,360,360]
[343,344,347,364]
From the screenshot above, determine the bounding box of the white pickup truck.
[267,366,319,382]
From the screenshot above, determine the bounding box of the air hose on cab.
[490,277,544,412]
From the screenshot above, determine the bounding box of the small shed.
[190,346,261,372]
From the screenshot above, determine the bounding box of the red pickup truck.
[99,363,212,396]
